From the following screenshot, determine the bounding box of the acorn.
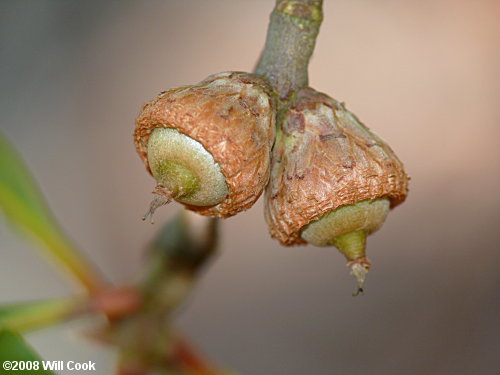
[134,72,276,219]
[265,88,409,293]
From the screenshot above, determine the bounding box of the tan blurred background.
[1,0,499,374]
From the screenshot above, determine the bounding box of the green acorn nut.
[265,88,409,293]
[147,128,228,207]
[134,72,276,220]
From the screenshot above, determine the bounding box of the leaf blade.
[0,297,86,333]
[0,132,106,294]
[0,330,56,374]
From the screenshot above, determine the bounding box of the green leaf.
[0,330,56,374]
[0,132,105,294]
[0,297,85,333]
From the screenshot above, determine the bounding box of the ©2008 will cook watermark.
[2,360,96,372]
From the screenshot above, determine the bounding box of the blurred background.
[1,0,499,374]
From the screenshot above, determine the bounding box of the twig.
[112,211,221,374]
[255,0,323,99]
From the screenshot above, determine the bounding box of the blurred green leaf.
[0,297,85,333]
[0,330,56,374]
[0,132,105,293]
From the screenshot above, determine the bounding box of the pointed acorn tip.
[347,256,371,297]
[352,287,364,297]
[142,185,173,224]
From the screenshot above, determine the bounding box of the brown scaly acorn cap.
[134,72,276,218]
[265,87,409,246]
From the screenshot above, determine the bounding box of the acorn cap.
[135,72,276,217]
[265,87,409,245]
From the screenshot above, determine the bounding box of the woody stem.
[255,0,323,99]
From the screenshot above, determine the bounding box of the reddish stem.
[91,286,142,320]
[174,336,221,375]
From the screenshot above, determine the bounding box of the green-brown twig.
[255,0,323,99]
